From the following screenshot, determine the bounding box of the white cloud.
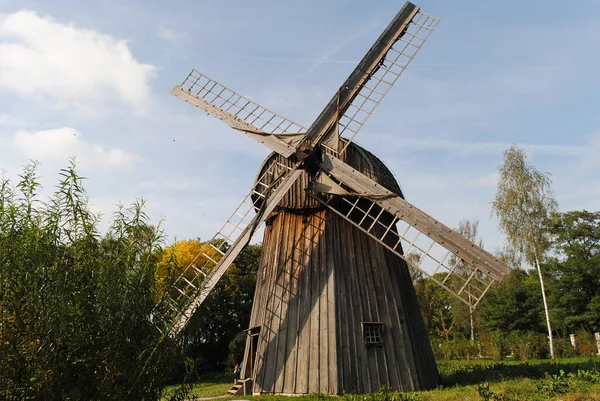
[470,171,500,187]
[12,127,141,168]
[376,135,600,163]
[157,24,187,45]
[0,10,156,110]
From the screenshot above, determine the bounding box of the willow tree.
[492,145,558,359]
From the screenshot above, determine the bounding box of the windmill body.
[242,143,438,394]
[161,2,509,396]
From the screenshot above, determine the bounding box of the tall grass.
[0,162,186,400]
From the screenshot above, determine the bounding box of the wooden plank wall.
[247,209,338,394]
[332,213,438,393]
[243,208,438,394]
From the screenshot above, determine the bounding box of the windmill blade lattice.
[338,11,439,154]
[313,155,507,308]
[157,160,301,336]
[171,71,307,157]
[304,4,439,155]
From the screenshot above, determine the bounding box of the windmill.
[159,1,508,395]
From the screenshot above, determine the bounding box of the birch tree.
[492,145,558,359]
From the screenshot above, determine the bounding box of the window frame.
[362,322,384,346]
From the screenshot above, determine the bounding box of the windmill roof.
[254,140,403,210]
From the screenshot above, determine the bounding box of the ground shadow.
[440,358,599,386]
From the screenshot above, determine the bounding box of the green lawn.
[163,373,235,400]
[167,357,600,401]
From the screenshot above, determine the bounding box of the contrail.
[236,56,600,73]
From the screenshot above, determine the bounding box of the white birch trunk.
[533,249,555,359]
[469,306,475,342]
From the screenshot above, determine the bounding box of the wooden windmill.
[160,1,509,395]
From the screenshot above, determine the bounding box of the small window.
[362,322,384,346]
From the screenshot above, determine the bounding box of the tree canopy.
[545,210,600,333]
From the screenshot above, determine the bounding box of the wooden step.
[227,379,251,396]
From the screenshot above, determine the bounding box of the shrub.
[226,331,247,369]
[534,370,572,394]
[507,331,548,361]
[479,331,507,361]
[554,336,578,359]
[431,334,479,360]
[0,163,186,400]
[576,331,599,358]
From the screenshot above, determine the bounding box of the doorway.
[244,326,261,379]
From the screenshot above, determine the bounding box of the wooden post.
[595,332,600,355]
[569,333,576,349]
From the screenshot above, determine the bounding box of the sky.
[0,0,599,255]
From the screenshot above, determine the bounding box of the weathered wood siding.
[246,209,338,394]
[332,214,439,392]
[243,208,438,394]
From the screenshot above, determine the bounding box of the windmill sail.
[313,154,508,308]
[158,161,304,336]
[305,3,439,155]
[171,70,307,157]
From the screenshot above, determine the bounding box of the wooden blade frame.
[305,3,439,155]
[314,155,508,308]
[157,161,302,336]
[171,70,307,157]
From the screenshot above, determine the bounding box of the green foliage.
[492,145,558,264]
[479,331,507,361]
[492,145,557,358]
[534,370,572,394]
[226,331,247,369]
[0,162,185,400]
[552,336,578,359]
[571,368,600,384]
[507,332,548,361]
[476,382,524,401]
[434,335,479,360]
[479,269,544,334]
[178,243,260,373]
[545,210,600,333]
[575,331,600,357]
[438,357,599,386]
[446,219,483,341]
[414,275,452,336]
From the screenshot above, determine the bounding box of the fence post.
[569,333,576,349]
[595,332,600,355]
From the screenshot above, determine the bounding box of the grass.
[169,357,600,401]
[163,373,236,400]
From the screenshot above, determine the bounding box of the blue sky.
[1,0,599,254]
